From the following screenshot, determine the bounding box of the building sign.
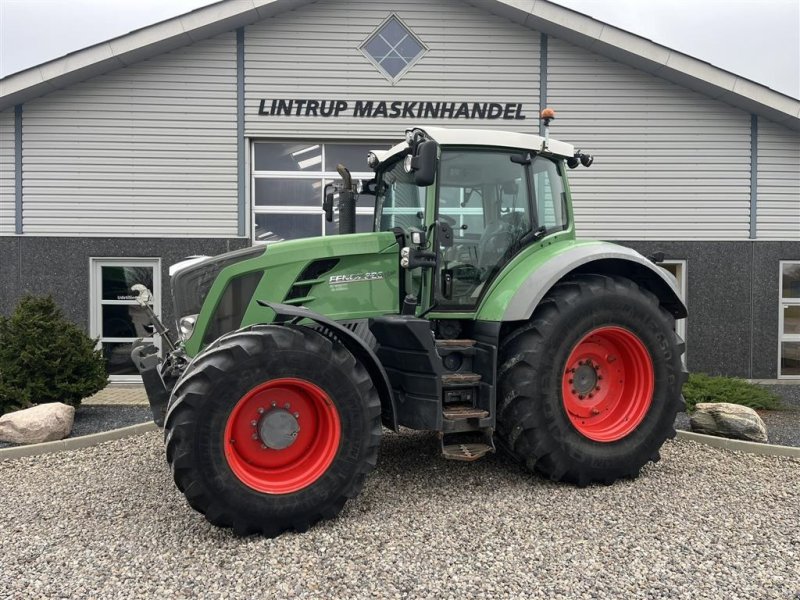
[258,99,526,120]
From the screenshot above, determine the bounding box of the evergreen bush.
[0,296,107,415]
[683,373,781,412]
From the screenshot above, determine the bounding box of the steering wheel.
[478,228,514,270]
[439,214,457,227]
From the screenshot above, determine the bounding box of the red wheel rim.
[223,378,341,494]
[561,326,654,442]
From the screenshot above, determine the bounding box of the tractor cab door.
[435,149,534,309]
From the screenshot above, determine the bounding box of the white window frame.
[251,141,381,244]
[660,260,688,361]
[358,13,429,84]
[89,258,162,383]
[778,260,800,379]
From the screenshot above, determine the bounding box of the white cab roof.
[372,126,575,165]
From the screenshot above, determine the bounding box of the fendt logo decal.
[329,272,385,286]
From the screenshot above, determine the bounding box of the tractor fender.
[501,242,687,321]
[258,301,398,432]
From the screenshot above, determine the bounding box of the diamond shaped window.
[360,15,427,82]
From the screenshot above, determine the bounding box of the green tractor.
[132,111,687,536]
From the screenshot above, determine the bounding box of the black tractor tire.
[164,324,382,536]
[497,273,687,486]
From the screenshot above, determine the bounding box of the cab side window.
[532,157,567,230]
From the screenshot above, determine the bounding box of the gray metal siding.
[756,117,800,240]
[244,0,540,139]
[20,33,238,237]
[548,38,752,241]
[0,109,14,234]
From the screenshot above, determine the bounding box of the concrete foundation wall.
[0,237,250,332]
[620,240,800,379]
[1,237,797,378]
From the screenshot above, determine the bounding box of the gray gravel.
[1,431,798,599]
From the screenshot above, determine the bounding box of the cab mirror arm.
[361,178,377,195]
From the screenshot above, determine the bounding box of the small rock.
[0,403,75,444]
[689,402,768,443]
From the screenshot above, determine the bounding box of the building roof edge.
[1,0,798,130]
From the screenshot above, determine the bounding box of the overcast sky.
[0,0,798,99]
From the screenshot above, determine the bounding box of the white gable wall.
[756,117,800,240]
[1,0,797,241]
[244,0,541,139]
[547,37,753,241]
[20,33,238,237]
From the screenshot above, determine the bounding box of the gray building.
[0,0,798,382]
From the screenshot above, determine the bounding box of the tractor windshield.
[374,156,427,232]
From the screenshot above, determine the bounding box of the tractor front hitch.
[131,340,173,427]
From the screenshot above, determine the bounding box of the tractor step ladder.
[439,429,495,461]
[435,339,476,348]
[442,403,489,420]
[440,372,482,385]
[436,340,495,460]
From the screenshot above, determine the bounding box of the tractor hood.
[180,232,400,357]
[171,245,267,328]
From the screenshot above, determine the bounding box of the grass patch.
[683,373,782,412]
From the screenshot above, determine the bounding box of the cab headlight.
[178,314,198,342]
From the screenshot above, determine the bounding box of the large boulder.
[0,403,75,444]
[689,402,768,443]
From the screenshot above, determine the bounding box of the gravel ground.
[1,431,798,599]
[0,406,152,449]
[761,384,800,410]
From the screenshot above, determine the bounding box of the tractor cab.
[366,123,588,314]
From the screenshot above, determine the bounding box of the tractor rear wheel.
[164,324,381,536]
[497,274,687,485]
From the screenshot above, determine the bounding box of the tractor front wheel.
[497,274,687,486]
[164,324,382,536]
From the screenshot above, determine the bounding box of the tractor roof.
[373,126,575,166]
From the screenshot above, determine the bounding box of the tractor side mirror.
[410,140,438,187]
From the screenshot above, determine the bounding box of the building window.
[252,141,382,243]
[779,261,800,378]
[660,260,688,358]
[360,14,427,82]
[90,258,161,380]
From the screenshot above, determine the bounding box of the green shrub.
[682,373,781,412]
[0,375,27,415]
[0,296,107,415]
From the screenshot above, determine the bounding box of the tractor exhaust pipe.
[336,164,357,235]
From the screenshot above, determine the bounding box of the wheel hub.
[561,326,655,442]
[258,408,300,450]
[573,362,598,395]
[223,378,341,495]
